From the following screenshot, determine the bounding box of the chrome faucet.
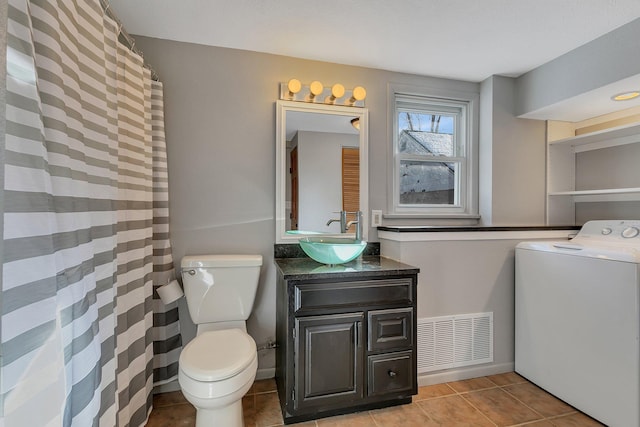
[326,210,348,233]
[346,211,363,241]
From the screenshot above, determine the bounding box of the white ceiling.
[109,0,640,120]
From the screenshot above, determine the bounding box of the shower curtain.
[1,0,181,425]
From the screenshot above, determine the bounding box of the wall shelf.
[549,188,640,202]
[546,120,640,225]
[549,122,640,152]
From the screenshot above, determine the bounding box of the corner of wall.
[478,76,495,225]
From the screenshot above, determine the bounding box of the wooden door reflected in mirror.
[342,147,359,232]
[290,146,298,230]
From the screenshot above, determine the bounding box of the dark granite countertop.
[275,255,419,281]
[377,225,580,233]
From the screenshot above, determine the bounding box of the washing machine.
[515,220,640,427]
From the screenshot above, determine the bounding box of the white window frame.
[388,84,479,218]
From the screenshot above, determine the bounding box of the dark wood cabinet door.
[294,312,364,411]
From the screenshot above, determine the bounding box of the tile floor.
[145,372,604,427]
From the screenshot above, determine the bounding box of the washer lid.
[516,240,640,263]
[180,329,256,381]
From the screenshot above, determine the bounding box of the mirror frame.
[276,100,369,244]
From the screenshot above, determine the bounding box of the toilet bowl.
[179,329,257,427]
[179,254,263,427]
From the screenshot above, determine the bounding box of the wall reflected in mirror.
[275,101,368,243]
[286,125,359,233]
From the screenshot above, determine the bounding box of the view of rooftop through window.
[397,111,457,205]
[399,112,454,135]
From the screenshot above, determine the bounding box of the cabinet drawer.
[368,308,413,352]
[294,278,413,313]
[367,351,413,397]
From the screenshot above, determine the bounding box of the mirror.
[276,100,369,243]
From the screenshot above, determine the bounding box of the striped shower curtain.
[2,0,181,426]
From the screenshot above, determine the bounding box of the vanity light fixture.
[306,81,324,102]
[325,84,345,104]
[347,86,367,106]
[279,79,366,107]
[350,117,360,130]
[611,91,640,101]
[286,78,302,99]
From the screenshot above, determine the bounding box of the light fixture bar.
[280,80,366,107]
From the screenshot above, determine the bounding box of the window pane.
[398,112,455,156]
[399,160,457,205]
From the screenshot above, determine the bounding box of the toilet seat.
[180,329,257,382]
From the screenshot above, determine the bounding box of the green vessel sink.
[298,237,367,265]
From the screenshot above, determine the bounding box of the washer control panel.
[577,220,640,243]
[622,227,640,239]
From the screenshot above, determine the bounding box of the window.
[390,87,478,217]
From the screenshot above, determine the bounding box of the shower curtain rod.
[99,0,159,81]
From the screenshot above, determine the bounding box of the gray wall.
[516,18,640,117]
[133,36,548,377]
[479,76,547,225]
[575,143,640,223]
[381,238,524,374]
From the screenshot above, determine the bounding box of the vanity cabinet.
[275,257,419,424]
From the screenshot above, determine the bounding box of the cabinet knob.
[388,370,397,378]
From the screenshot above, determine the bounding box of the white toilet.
[179,254,263,427]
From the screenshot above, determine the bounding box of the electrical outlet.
[371,210,383,227]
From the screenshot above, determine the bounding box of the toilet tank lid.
[181,254,263,268]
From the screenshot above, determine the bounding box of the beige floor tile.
[503,382,574,418]
[549,412,606,426]
[447,377,497,393]
[417,395,494,426]
[152,390,189,407]
[243,394,257,427]
[413,383,456,401]
[146,374,603,427]
[520,421,555,426]
[487,371,526,386]
[145,403,196,427]
[463,387,542,426]
[370,403,434,426]
[255,391,284,427]
[315,411,376,427]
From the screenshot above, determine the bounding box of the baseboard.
[417,362,515,386]
[256,367,275,380]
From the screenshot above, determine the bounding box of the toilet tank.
[181,255,263,325]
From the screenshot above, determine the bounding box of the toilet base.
[180,355,257,427]
[195,400,243,427]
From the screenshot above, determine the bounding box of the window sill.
[383,213,481,220]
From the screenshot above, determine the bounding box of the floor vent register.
[417,312,493,373]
